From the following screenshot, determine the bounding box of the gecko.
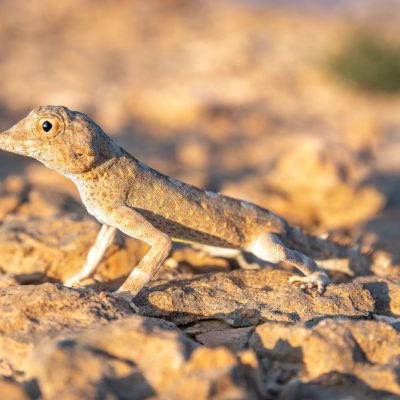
[0,105,338,300]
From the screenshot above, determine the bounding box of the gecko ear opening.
[73,145,97,159]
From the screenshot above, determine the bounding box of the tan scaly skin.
[0,105,334,301]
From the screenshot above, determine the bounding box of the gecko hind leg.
[247,232,330,294]
[64,224,117,287]
[191,244,261,270]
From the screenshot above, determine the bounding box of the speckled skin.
[0,106,332,298]
[78,154,288,249]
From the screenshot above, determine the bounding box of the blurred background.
[0,0,400,265]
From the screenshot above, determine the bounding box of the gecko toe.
[289,271,330,295]
[64,278,81,288]
[110,290,141,314]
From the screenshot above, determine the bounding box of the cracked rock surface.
[0,284,132,378]
[136,269,375,326]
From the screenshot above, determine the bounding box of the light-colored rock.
[0,187,146,284]
[356,275,400,316]
[137,268,374,326]
[28,315,260,400]
[223,140,384,231]
[0,176,26,223]
[0,283,132,377]
[250,318,400,395]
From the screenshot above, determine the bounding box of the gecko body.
[0,105,332,298]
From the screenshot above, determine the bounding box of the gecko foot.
[289,271,330,295]
[64,276,82,288]
[109,290,141,314]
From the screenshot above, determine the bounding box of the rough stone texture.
[194,326,254,352]
[136,269,375,326]
[28,315,260,400]
[0,283,132,378]
[250,318,400,395]
[0,174,394,400]
[0,181,147,284]
[277,373,399,400]
[355,275,400,316]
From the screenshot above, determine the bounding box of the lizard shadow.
[361,170,400,267]
[278,371,399,399]
[129,271,299,327]
[361,280,400,318]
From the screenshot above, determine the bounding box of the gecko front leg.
[65,224,117,287]
[105,205,172,300]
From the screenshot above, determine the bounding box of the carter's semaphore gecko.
[0,105,340,299]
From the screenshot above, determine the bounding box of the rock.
[183,320,235,336]
[0,378,30,400]
[356,275,400,316]
[136,268,374,326]
[0,283,132,377]
[0,176,26,223]
[169,247,231,274]
[0,187,147,284]
[195,327,253,352]
[223,140,384,230]
[28,315,261,400]
[0,214,99,282]
[277,372,398,400]
[250,318,400,395]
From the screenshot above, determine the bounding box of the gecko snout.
[0,117,33,155]
[0,128,13,152]
[0,118,39,156]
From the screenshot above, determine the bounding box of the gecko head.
[0,105,121,175]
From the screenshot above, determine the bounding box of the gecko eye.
[35,115,64,138]
[42,120,52,132]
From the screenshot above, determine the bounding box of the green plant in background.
[329,31,400,93]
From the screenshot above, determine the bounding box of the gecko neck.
[72,156,120,182]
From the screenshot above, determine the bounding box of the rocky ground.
[1,1,400,399]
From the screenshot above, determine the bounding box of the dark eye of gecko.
[42,120,53,132]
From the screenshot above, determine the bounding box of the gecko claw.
[289,271,330,295]
[109,290,141,314]
[64,274,89,288]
